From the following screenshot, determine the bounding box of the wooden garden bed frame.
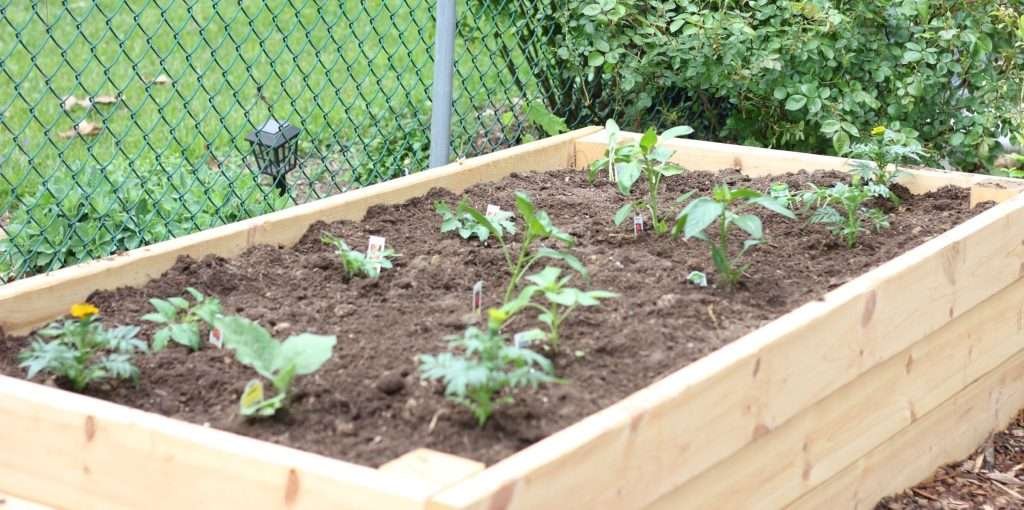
[3,127,1024,510]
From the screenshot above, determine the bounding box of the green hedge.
[492,0,1024,170]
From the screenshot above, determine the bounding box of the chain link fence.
[0,0,564,282]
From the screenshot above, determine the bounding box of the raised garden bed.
[2,127,1024,509]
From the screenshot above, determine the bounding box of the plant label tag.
[485,204,501,218]
[367,235,386,272]
[472,281,484,314]
[633,214,645,236]
[209,327,223,349]
[687,271,709,288]
[513,332,531,349]
[240,379,265,412]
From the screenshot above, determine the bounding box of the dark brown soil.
[877,410,1024,510]
[0,169,991,468]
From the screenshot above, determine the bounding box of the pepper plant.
[673,185,795,288]
[418,308,556,426]
[216,315,336,417]
[459,192,585,301]
[142,287,222,351]
[589,120,694,234]
[798,182,890,248]
[504,267,617,347]
[19,303,147,391]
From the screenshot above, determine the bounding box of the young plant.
[460,192,586,301]
[673,185,795,288]
[798,182,891,248]
[418,309,556,426]
[846,125,925,203]
[142,287,222,351]
[321,233,397,279]
[435,200,515,242]
[768,182,794,208]
[589,119,695,234]
[18,303,147,391]
[216,315,336,417]
[504,266,617,347]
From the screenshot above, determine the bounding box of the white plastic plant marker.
[367,236,386,272]
[209,327,223,349]
[472,281,484,314]
[485,204,501,218]
[633,214,645,237]
[513,332,531,349]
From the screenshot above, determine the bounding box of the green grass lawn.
[0,0,526,214]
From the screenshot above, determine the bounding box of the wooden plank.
[647,272,1024,510]
[430,194,1024,509]
[574,130,1024,200]
[380,449,486,494]
[0,493,53,510]
[788,347,1024,510]
[0,127,600,336]
[0,377,436,510]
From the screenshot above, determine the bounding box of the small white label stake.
[513,332,531,349]
[209,327,223,349]
[472,281,484,314]
[485,204,501,218]
[633,214,645,237]
[367,236,386,272]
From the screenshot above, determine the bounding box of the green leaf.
[639,128,658,152]
[784,95,807,111]
[588,52,605,67]
[276,333,337,375]
[615,162,642,195]
[833,131,851,154]
[733,214,763,239]
[169,323,200,350]
[535,248,588,279]
[679,198,724,239]
[218,316,279,378]
[750,196,797,219]
[820,120,842,134]
[459,202,502,242]
[661,125,694,139]
[149,298,178,319]
[613,203,634,226]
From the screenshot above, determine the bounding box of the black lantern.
[246,118,300,195]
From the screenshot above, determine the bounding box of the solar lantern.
[246,118,300,196]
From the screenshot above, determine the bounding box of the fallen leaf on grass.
[57,120,103,139]
[150,74,173,86]
[62,95,120,111]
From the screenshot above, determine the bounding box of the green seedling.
[846,125,925,204]
[673,184,795,289]
[216,315,336,417]
[321,233,397,279]
[142,287,222,351]
[459,192,586,301]
[435,200,516,242]
[590,120,694,234]
[418,309,556,426]
[768,182,794,208]
[799,182,891,248]
[504,266,617,347]
[19,303,147,391]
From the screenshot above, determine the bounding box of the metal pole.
[429,0,456,168]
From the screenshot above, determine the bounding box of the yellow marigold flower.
[70,303,99,319]
[487,307,509,326]
[871,125,886,136]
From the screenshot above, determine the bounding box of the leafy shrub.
[481,0,1024,170]
[0,156,290,279]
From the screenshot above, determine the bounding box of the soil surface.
[0,169,992,467]
[877,410,1024,509]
